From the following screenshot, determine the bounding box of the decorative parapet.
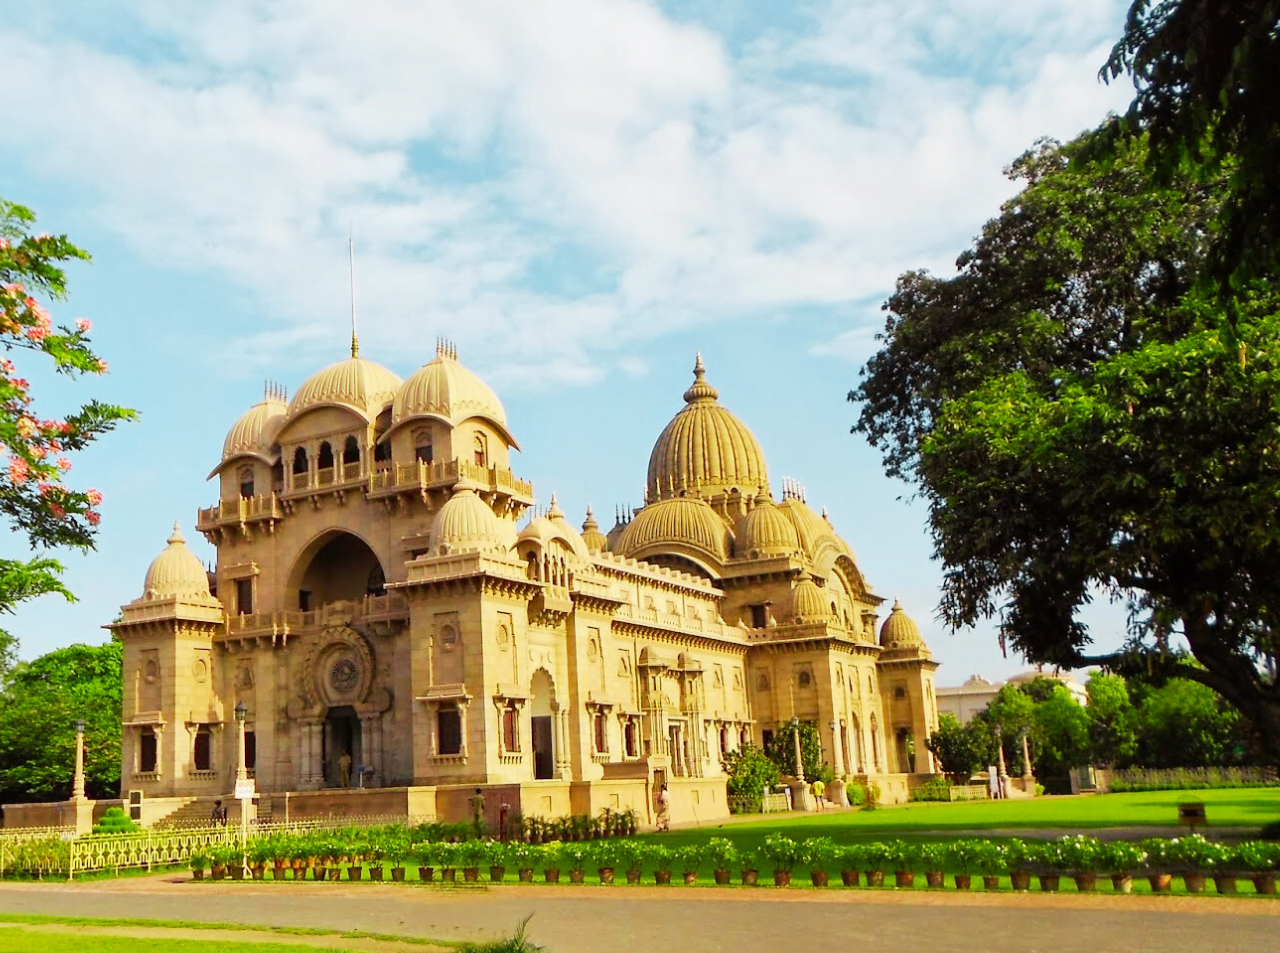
[367,458,533,503]
[196,493,282,535]
[220,592,409,643]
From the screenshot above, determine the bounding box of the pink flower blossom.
[38,481,55,497]
[12,378,29,392]
[95,359,108,373]
[86,488,103,506]
[75,318,91,332]
[26,325,48,343]
[15,417,36,439]
[29,445,46,460]
[58,422,72,434]
[8,458,29,484]
[50,503,65,519]
[86,510,100,526]
[56,457,72,472]
[0,358,13,374]
[48,440,62,452]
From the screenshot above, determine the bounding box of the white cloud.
[4,0,1134,381]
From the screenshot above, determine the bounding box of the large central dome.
[646,354,769,502]
[287,356,402,422]
[390,341,518,447]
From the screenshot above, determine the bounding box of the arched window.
[502,704,520,753]
[373,440,391,467]
[292,447,309,475]
[317,441,334,469]
[342,436,360,465]
[414,429,433,464]
[798,669,812,688]
[193,726,212,771]
[366,564,386,597]
[238,466,255,499]
[625,720,639,758]
[139,728,157,773]
[473,433,487,467]
[437,704,462,755]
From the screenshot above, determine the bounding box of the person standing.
[338,750,352,788]
[469,788,486,837]
[656,784,671,832]
[812,778,826,810]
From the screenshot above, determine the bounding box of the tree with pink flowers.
[0,198,135,668]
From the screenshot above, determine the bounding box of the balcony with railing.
[367,458,533,502]
[196,493,282,532]
[222,592,409,641]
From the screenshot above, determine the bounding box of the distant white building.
[937,669,1089,723]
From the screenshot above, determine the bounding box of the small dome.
[391,342,518,447]
[287,357,402,421]
[788,576,831,624]
[736,494,800,558]
[879,599,923,647]
[646,354,769,502]
[517,503,591,562]
[615,496,731,570]
[605,509,629,552]
[221,395,287,466]
[430,489,505,556]
[580,506,607,554]
[142,523,211,600]
[777,497,835,556]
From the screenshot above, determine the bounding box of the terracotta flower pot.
[312,867,326,881]
[714,869,730,885]
[1111,874,1133,894]
[954,874,972,890]
[544,868,560,883]
[193,869,205,881]
[925,871,944,889]
[1039,875,1060,892]
[518,868,533,882]
[251,867,265,880]
[1182,873,1205,894]
[370,867,384,882]
[1213,875,1237,894]
[865,870,885,887]
[1251,873,1277,895]
[230,867,245,881]
[811,871,829,887]
[418,867,434,882]
[347,866,363,881]
[1148,873,1171,893]
[683,872,698,885]
[741,869,759,886]
[211,865,226,881]
[272,864,286,880]
[463,867,480,883]
[773,870,791,887]
[655,871,672,884]
[440,868,456,883]
[894,871,915,889]
[328,868,341,881]
[841,870,860,887]
[569,870,585,884]
[626,869,641,884]
[490,866,506,883]
[598,867,615,884]
[391,868,405,882]
[1010,871,1031,891]
[982,876,1000,891]
[1073,873,1097,892]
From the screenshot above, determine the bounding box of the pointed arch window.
[292,447,309,475]
[238,466,255,499]
[473,433,488,467]
[343,436,360,464]
[414,429,433,465]
[317,441,334,469]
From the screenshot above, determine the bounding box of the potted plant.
[1100,840,1146,894]
[189,849,210,881]
[288,838,308,881]
[457,840,486,883]
[762,834,801,887]
[888,840,921,889]
[623,808,639,836]
[1234,841,1279,895]
[590,839,622,884]
[740,847,761,886]
[836,844,865,887]
[1206,842,1237,894]
[920,843,946,889]
[863,841,891,887]
[387,831,409,882]
[485,840,507,883]
[1140,838,1174,893]
[504,842,536,882]
[228,844,247,881]
[649,845,674,885]
[706,838,738,886]
[676,844,704,885]
[1171,835,1215,893]
[268,836,289,880]
[365,832,386,882]
[617,839,645,885]
[1004,840,1034,892]
[436,841,458,883]
[1034,840,1067,892]
[324,842,342,881]
[946,839,981,890]
[1057,835,1102,893]
[562,842,590,883]
[541,842,563,883]
[804,837,836,887]
[346,841,364,882]
[974,840,1004,891]
[248,839,271,880]
[414,841,435,882]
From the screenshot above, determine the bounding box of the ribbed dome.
[615,497,731,567]
[517,499,591,561]
[391,342,517,446]
[430,489,506,555]
[646,355,768,502]
[142,523,211,600]
[880,599,923,647]
[221,396,287,464]
[287,357,402,421]
[580,506,607,554]
[605,511,628,553]
[776,498,835,555]
[736,494,800,558]
[789,576,831,624]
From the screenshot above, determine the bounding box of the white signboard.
[234,778,256,801]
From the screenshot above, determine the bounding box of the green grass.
[0,928,354,953]
[0,914,448,947]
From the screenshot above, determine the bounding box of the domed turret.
[287,356,402,422]
[788,575,831,624]
[646,354,769,502]
[430,489,506,556]
[736,492,800,558]
[142,523,212,600]
[615,496,731,574]
[390,341,519,447]
[517,495,590,561]
[605,508,629,553]
[879,599,924,648]
[219,391,287,469]
[580,506,607,554]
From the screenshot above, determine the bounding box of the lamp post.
[234,701,249,870]
[72,719,87,801]
[994,725,1008,799]
[791,715,805,784]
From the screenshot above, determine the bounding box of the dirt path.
[0,921,448,953]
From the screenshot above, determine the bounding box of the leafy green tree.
[722,743,781,800]
[925,713,993,782]
[1086,672,1138,767]
[1032,684,1091,782]
[764,721,832,783]
[0,641,122,802]
[1103,0,1280,296]
[1,199,135,659]
[852,127,1280,761]
[1131,677,1249,768]
[974,685,1037,774]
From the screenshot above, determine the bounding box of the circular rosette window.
[311,628,374,706]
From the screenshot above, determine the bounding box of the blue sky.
[2,0,1136,683]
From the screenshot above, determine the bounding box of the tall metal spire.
[348,227,359,358]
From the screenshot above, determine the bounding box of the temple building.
[111,343,940,824]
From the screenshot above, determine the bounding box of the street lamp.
[233,701,250,872]
[72,719,87,801]
[791,715,805,784]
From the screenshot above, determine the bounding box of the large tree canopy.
[1103,0,1280,295]
[852,127,1280,760]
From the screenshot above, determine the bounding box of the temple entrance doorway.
[531,669,555,780]
[323,706,362,786]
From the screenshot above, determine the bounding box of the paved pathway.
[0,876,1275,953]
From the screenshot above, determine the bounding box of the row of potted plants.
[190,832,1280,895]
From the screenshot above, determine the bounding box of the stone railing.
[367,458,533,499]
[196,493,282,529]
[224,593,408,639]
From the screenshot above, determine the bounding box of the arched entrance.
[290,530,386,611]
[530,669,555,780]
[324,705,362,787]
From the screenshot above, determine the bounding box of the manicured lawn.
[0,928,354,953]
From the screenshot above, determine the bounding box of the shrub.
[761,835,802,872]
[91,807,139,834]
[801,837,837,872]
[723,743,781,800]
[648,845,674,874]
[1234,841,1280,873]
[675,845,704,875]
[845,782,867,806]
[886,839,922,874]
[909,779,952,802]
[836,843,866,873]
[705,838,738,870]
[1055,835,1104,874]
[1109,767,1278,792]
[1099,841,1147,875]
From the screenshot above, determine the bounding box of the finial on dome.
[548,493,564,520]
[583,505,599,532]
[348,230,360,358]
[168,521,185,545]
[822,505,831,524]
[683,352,719,404]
